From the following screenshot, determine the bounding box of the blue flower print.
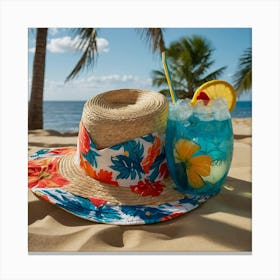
[30,148,50,158]
[141,134,155,143]
[148,150,166,182]
[110,140,144,180]
[83,141,100,168]
[92,205,122,223]
[121,205,172,224]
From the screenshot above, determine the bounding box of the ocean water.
[43,101,86,132]
[43,100,252,132]
[231,101,252,118]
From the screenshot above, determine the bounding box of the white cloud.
[28,33,109,54]
[96,38,109,53]
[47,35,79,53]
[47,35,109,53]
[86,74,137,84]
[43,74,148,89]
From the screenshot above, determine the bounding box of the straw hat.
[28,89,209,225]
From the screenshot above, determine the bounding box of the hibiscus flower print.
[174,138,212,189]
[28,158,69,189]
[130,178,165,197]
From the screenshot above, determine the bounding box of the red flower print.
[92,169,119,186]
[28,158,69,189]
[88,197,107,207]
[80,156,118,186]
[78,122,90,154]
[141,136,161,174]
[130,179,165,197]
[159,162,169,179]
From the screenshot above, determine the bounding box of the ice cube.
[210,98,230,121]
[168,99,193,121]
[193,99,214,121]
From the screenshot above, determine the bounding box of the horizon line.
[43,99,252,102]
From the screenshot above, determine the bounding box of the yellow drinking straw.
[162,51,177,104]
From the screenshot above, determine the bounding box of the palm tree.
[233,47,252,95]
[28,28,48,130]
[152,35,226,99]
[28,28,165,129]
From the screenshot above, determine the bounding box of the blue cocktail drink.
[165,98,233,195]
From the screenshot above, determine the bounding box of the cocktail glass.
[165,98,233,196]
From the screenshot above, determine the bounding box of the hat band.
[77,122,169,188]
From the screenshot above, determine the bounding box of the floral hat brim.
[28,147,210,225]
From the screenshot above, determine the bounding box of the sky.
[28,28,252,101]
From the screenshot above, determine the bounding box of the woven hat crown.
[81,89,169,149]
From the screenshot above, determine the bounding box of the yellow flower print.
[174,139,200,162]
[174,139,212,189]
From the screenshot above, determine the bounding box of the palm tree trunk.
[28,28,48,130]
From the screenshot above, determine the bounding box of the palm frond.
[200,66,227,84]
[151,68,184,89]
[234,68,252,94]
[233,47,252,95]
[159,89,189,99]
[65,28,98,82]
[136,28,166,53]
[192,60,214,77]
[151,70,167,87]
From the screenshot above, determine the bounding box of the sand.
[28,118,252,252]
